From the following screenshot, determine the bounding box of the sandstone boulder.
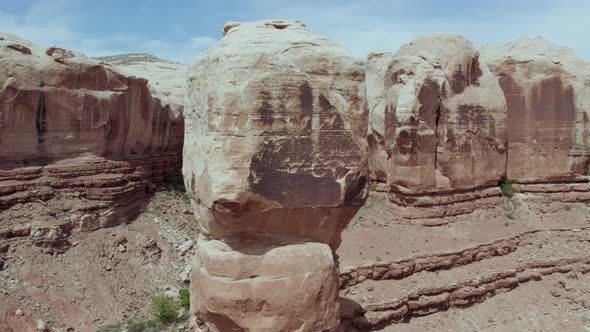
[366,34,507,217]
[190,236,339,331]
[184,20,367,331]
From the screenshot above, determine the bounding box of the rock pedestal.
[183,20,367,331]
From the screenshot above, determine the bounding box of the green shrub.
[500,179,514,198]
[98,319,163,332]
[181,193,191,205]
[164,173,186,192]
[179,288,190,307]
[369,183,377,192]
[96,323,123,332]
[151,295,180,323]
[127,319,164,332]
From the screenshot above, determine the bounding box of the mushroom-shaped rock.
[183,20,368,331]
[367,34,507,218]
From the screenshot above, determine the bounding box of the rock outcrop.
[0,33,183,246]
[94,53,187,113]
[366,34,507,218]
[480,37,590,198]
[184,20,367,331]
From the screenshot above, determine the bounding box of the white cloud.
[248,0,590,60]
[191,36,217,50]
[0,0,587,62]
[142,40,169,49]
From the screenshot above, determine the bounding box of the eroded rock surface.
[184,20,367,331]
[366,34,507,218]
[94,53,187,114]
[480,36,590,188]
[0,33,184,242]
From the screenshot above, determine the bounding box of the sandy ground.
[0,189,589,331]
[337,192,590,331]
[0,188,197,332]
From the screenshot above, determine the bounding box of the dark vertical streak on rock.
[434,100,441,177]
[35,72,47,163]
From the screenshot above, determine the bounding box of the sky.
[1,0,588,63]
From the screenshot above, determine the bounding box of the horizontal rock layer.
[0,33,184,236]
[338,227,590,330]
[190,237,339,332]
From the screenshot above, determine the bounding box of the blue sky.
[1,0,588,63]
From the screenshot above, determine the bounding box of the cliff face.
[480,37,590,182]
[366,35,590,218]
[94,53,187,115]
[0,33,183,246]
[366,34,508,217]
[184,20,367,331]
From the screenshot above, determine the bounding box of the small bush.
[369,183,377,192]
[98,319,163,332]
[564,205,572,211]
[151,295,180,323]
[127,319,163,332]
[164,173,186,192]
[181,193,191,205]
[500,179,514,198]
[179,288,190,308]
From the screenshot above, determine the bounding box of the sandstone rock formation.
[0,33,183,248]
[94,53,187,113]
[480,37,590,199]
[366,34,507,218]
[184,20,368,331]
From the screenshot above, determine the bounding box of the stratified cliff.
[366,34,590,218]
[0,33,183,249]
[184,20,367,331]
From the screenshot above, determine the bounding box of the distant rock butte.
[184,19,367,331]
[95,53,187,114]
[0,33,183,242]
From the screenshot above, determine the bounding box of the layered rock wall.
[0,34,183,244]
[367,34,590,218]
[480,37,590,184]
[184,20,367,331]
[366,34,507,217]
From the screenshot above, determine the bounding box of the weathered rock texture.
[480,37,590,197]
[94,53,187,114]
[184,20,367,331]
[367,34,590,218]
[0,33,183,244]
[366,34,507,218]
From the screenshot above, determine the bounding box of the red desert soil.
[337,192,590,331]
[0,187,197,332]
[1,189,589,331]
